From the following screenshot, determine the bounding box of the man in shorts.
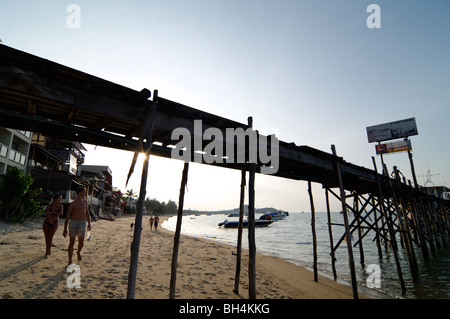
[63,187,91,265]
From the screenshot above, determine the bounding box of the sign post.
[367,118,419,187]
[406,139,419,188]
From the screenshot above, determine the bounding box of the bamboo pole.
[425,194,441,249]
[248,162,256,299]
[126,154,150,299]
[437,198,450,242]
[233,169,246,294]
[353,193,365,264]
[393,168,419,278]
[246,115,257,299]
[406,144,419,189]
[371,195,383,258]
[389,167,419,280]
[406,180,429,259]
[325,187,337,280]
[372,157,406,293]
[307,181,318,282]
[169,162,190,299]
[331,145,358,299]
[382,164,399,252]
[428,193,446,246]
[417,192,436,253]
[126,91,158,299]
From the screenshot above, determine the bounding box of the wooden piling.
[389,167,419,280]
[428,193,446,246]
[308,181,318,282]
[438,198,450,242]
[425,194,441,249]
[325,187,337,280]
[372,157,406,293]
[382,164,399,252]
[406,181,429,259]
[393,168,420,279]
[247,162,257,299]
[417,192,436,253]
[126,91,158,299]
[169,162,190,299]
[127,154,150,299]
[371,195,383,258]
[353,193,365,264]
[233,169,246,294]
[331,145,358,299]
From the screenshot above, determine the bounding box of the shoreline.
[0,215,368,299]
[161,217,395,299]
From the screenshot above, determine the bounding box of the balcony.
[8,148,27,166]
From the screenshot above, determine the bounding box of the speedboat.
[218,219,273,228]
[259,211,288,221]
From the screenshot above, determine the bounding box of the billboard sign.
[375,139,412,155]
[366,117,418,143]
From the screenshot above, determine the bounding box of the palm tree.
[124,189,137,207]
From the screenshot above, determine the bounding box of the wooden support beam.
[437,198,450,242]
[246,116,257,299]
[428,193,446,246]
[126,91,157,299]
[325,188,337,280]
[353,192,365,264]
[127,152,150,299]
[417,191,436,253]
[372,157,406,293]
[233,169,247,295]
[248,162,256,299]
[389,166,419,280]
[371,195,383,258]
[331,145,358,299]
[308,181,318,282]
[169,162,190,299]
[406,180,429,259]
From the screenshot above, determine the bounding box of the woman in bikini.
[43,194,63,258]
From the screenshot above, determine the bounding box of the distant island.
[183,206,283,216]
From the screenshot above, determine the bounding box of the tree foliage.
[0,166,43,223]
[144,198,177,214]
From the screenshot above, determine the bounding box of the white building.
[0,128,32,174]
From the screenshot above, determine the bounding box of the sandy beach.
[0,215,366,299]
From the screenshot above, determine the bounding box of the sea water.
[163,212,450,299]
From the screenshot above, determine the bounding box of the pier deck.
[0,44,378,193]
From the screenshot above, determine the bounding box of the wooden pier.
[1,44,449,299]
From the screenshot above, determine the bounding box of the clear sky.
[1,0,449,212]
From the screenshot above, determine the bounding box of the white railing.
[0,143,8,158]
[8,149,26,165]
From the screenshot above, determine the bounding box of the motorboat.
[259,211,288,221]
[218,219,273,228]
